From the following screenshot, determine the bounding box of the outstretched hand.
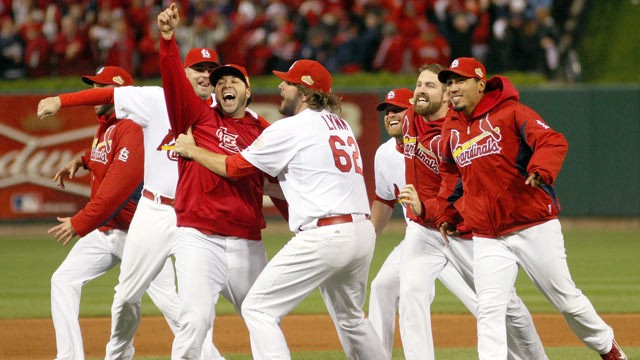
[157,3,180,40]
[53,157,83,189]
[48,217,77,245]
[37,96,62,119]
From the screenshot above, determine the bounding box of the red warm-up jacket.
[71,114,144,236]
[436,76,568,238]
[159,36,268,240]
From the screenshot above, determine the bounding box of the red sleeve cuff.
[225,154,259,178]
[60,87,115,107]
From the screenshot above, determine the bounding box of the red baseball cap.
[82,66,134,86]
[184,47,219,68]
[273,60,332,93]
[376,88,413,111]
[210,64,250,88]
[438,57,487,83]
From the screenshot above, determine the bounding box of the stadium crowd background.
[1,0,560,80]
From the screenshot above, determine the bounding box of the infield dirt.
[1,314,638,359]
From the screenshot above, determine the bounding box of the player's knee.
[370,276,392,293]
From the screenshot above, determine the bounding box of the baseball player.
[45,67,180,360]
[368,87,479,359]
[436,57,626,360]
[37,49,224,359]
[399,63,547,360]
[157,5,279,359]
[172,58,386,360]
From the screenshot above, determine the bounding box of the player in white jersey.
[173,59,386,360]
[37,49,223,360]
[368,88,477,359]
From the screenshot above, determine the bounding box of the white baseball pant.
[171,227,268,359]
[105,196,221,360]
[398,221,547,360]
[368,240,477,359]
[241,219,386,360]
[473,219,615,359]
[51,228,178,360]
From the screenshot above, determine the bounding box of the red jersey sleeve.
[70,120,144,236]
[60,87,115,107]
[225,153,260,178]
[515,105,568,185]
[159,36,209,135]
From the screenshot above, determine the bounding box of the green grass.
[1,224,639,318]
[2,221,639,359]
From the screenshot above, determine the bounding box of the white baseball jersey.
[114,86,179,197]
[241,108,370,231]
[374,138,408,221]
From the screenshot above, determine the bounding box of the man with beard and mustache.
[171,54,385,360]
[38,50,227,359]
[367,87,477,359]
[436,57,627,360]
[156,4,290,359]
[44,66,171,360]
[397,64,547,360]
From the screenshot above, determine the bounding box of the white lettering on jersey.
[415,135,440,174]
[90,125,116,164]
[117,147,130,162]
[451,114,502,167]
[216,127,240,153]
[536,119,550,129]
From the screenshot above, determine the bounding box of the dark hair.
[295,84,342,114]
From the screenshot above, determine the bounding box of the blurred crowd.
[0,0,560,80]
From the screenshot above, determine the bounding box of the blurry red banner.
[0,93,382,221]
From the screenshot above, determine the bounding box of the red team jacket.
[403,106,456,230]
[159,36,268,241]
[436,76,568,238]
[71,114,144,237]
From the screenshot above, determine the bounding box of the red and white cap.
[184,47,219,68]
[376,88,413,111]
[82,66,134,86]
[438,57,487,83]
[273,60,332,93]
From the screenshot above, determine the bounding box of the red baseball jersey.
[436,76,568,238]
[71,114,144,237]
[159,36,267,240]
[403,106,451,229]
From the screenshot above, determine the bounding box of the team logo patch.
[157,129,179,161]
[117,147,130,162]
[386,90,396,100]
[451,114,502,167]
[474,68,484,78]
[90,125,116,164]
[201,49,212,59]
[112,76,125,85]
[216,127,240,154]
[301,75,314,86]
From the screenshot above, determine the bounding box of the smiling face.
[446,74,485,116]
[413,68,447,120]
[383,105,408,140]
[214,75,249,118]
[185,62,217,100]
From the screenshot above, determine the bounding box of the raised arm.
[157,3,206,135]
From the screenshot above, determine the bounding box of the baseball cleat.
[600,338,627,360]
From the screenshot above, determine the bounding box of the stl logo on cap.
[451,59,460,68]
[387,90,397,100]
[201,49,212,59]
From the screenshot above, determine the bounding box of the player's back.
[252,108,370,230]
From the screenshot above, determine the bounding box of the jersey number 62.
[328,135,363,175]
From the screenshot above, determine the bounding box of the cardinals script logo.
[90,125,116,164]
[451,114,502,167]
[415,135,441,174]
